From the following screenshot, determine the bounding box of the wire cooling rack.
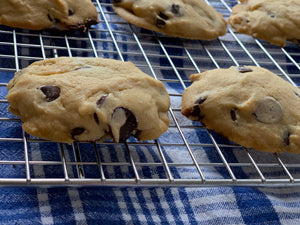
[0,0,300,187]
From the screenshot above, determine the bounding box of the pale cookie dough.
[112,0,227,40]
[228,0,300,47]
[6,57,170,143]
[181,66,300,154]
[0,0,99,31]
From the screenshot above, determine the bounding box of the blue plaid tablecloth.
[1,0,300,224]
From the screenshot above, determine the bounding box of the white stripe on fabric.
[68,188,87,225]
[128,191,147,222]
[279,218,300,225]
[154,188,178,223]
[62,148,88,225]
[169,188,191,222]
[30,142,54,225]
[196,209,245,223]
[188,189,244,223]
[114,190,133,223]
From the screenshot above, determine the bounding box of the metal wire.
[0,0,299,187]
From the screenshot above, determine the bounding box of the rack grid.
[0,0,300,187]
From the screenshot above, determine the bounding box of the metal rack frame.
[0,0,300,187]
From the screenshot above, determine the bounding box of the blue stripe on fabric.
[148,188,171,225]
[120,188,141,225]
[194,129,281,224]
[233,187,280,224]
[47,188,75,224]
[78,187,124,225]
[161,188,184,225]
[0,188,41,224]
[159,147,197,224]
[134,188,155,225]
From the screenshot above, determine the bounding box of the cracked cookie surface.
[182,66,300,154]
[112,0,227,40]
[6,57,170,143]
[228,0,300,47]
[0,0,98,31]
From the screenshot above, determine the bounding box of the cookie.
[112,0,227,40]
[228,0,300,47]
[6,57,170,143]
[181,66,300,154]
[0,0,98,31]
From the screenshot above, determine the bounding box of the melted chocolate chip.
[94,112,99,124]
[74,66,92,71]
[171,4,183,16]
[40,85,61,102]
[159,12,169,20]
[155,18,166,28]
[283,131,290,146]
[71,127,85,140]
[254,96,283,124]
[267,12,275,18]
[190,96,207,120]
[190,106,204,120]
[68,9,74,16]
[97,95,107,108]
[230,109,237,121]
[237,66,253,73]
[54,18,61,24]
[194,96,207,105]
[295,92,300,98]
[47,14,53,22]
[112,107,137,142]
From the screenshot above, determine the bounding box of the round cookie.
[228,0,300,47]
[0,0,98,31]
[112,0,227,40]
[181,66,300,154]
[6,57,170,143]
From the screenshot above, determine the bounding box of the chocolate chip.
[159,12,169,20]
[194,96,207,105]
[47,14,53,22]
[71,127,85,140]
[171,4,181,15]
[155,18,166,28]
[253,96,283,123]
[237,66,253,73]
[190,96,207,120]
[295,92,300,98]
[190,105,204,120]
[68,9,74,16]
[40,85,61,102]
[230,109,238,121]
[54,18,61,24]
[94,112,99,124]
[112,107,137,142]
[74,66,92,70]
[267,12,275,18]
[97,95,107,108]
[283,131,290,146]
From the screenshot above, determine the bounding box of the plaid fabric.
[0,0,300,224]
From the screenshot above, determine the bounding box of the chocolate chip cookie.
[6,57,170,143]
[228,0,300,47]
[0,0,98,31]
[181,66,300,154]
[112,0,227,40]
